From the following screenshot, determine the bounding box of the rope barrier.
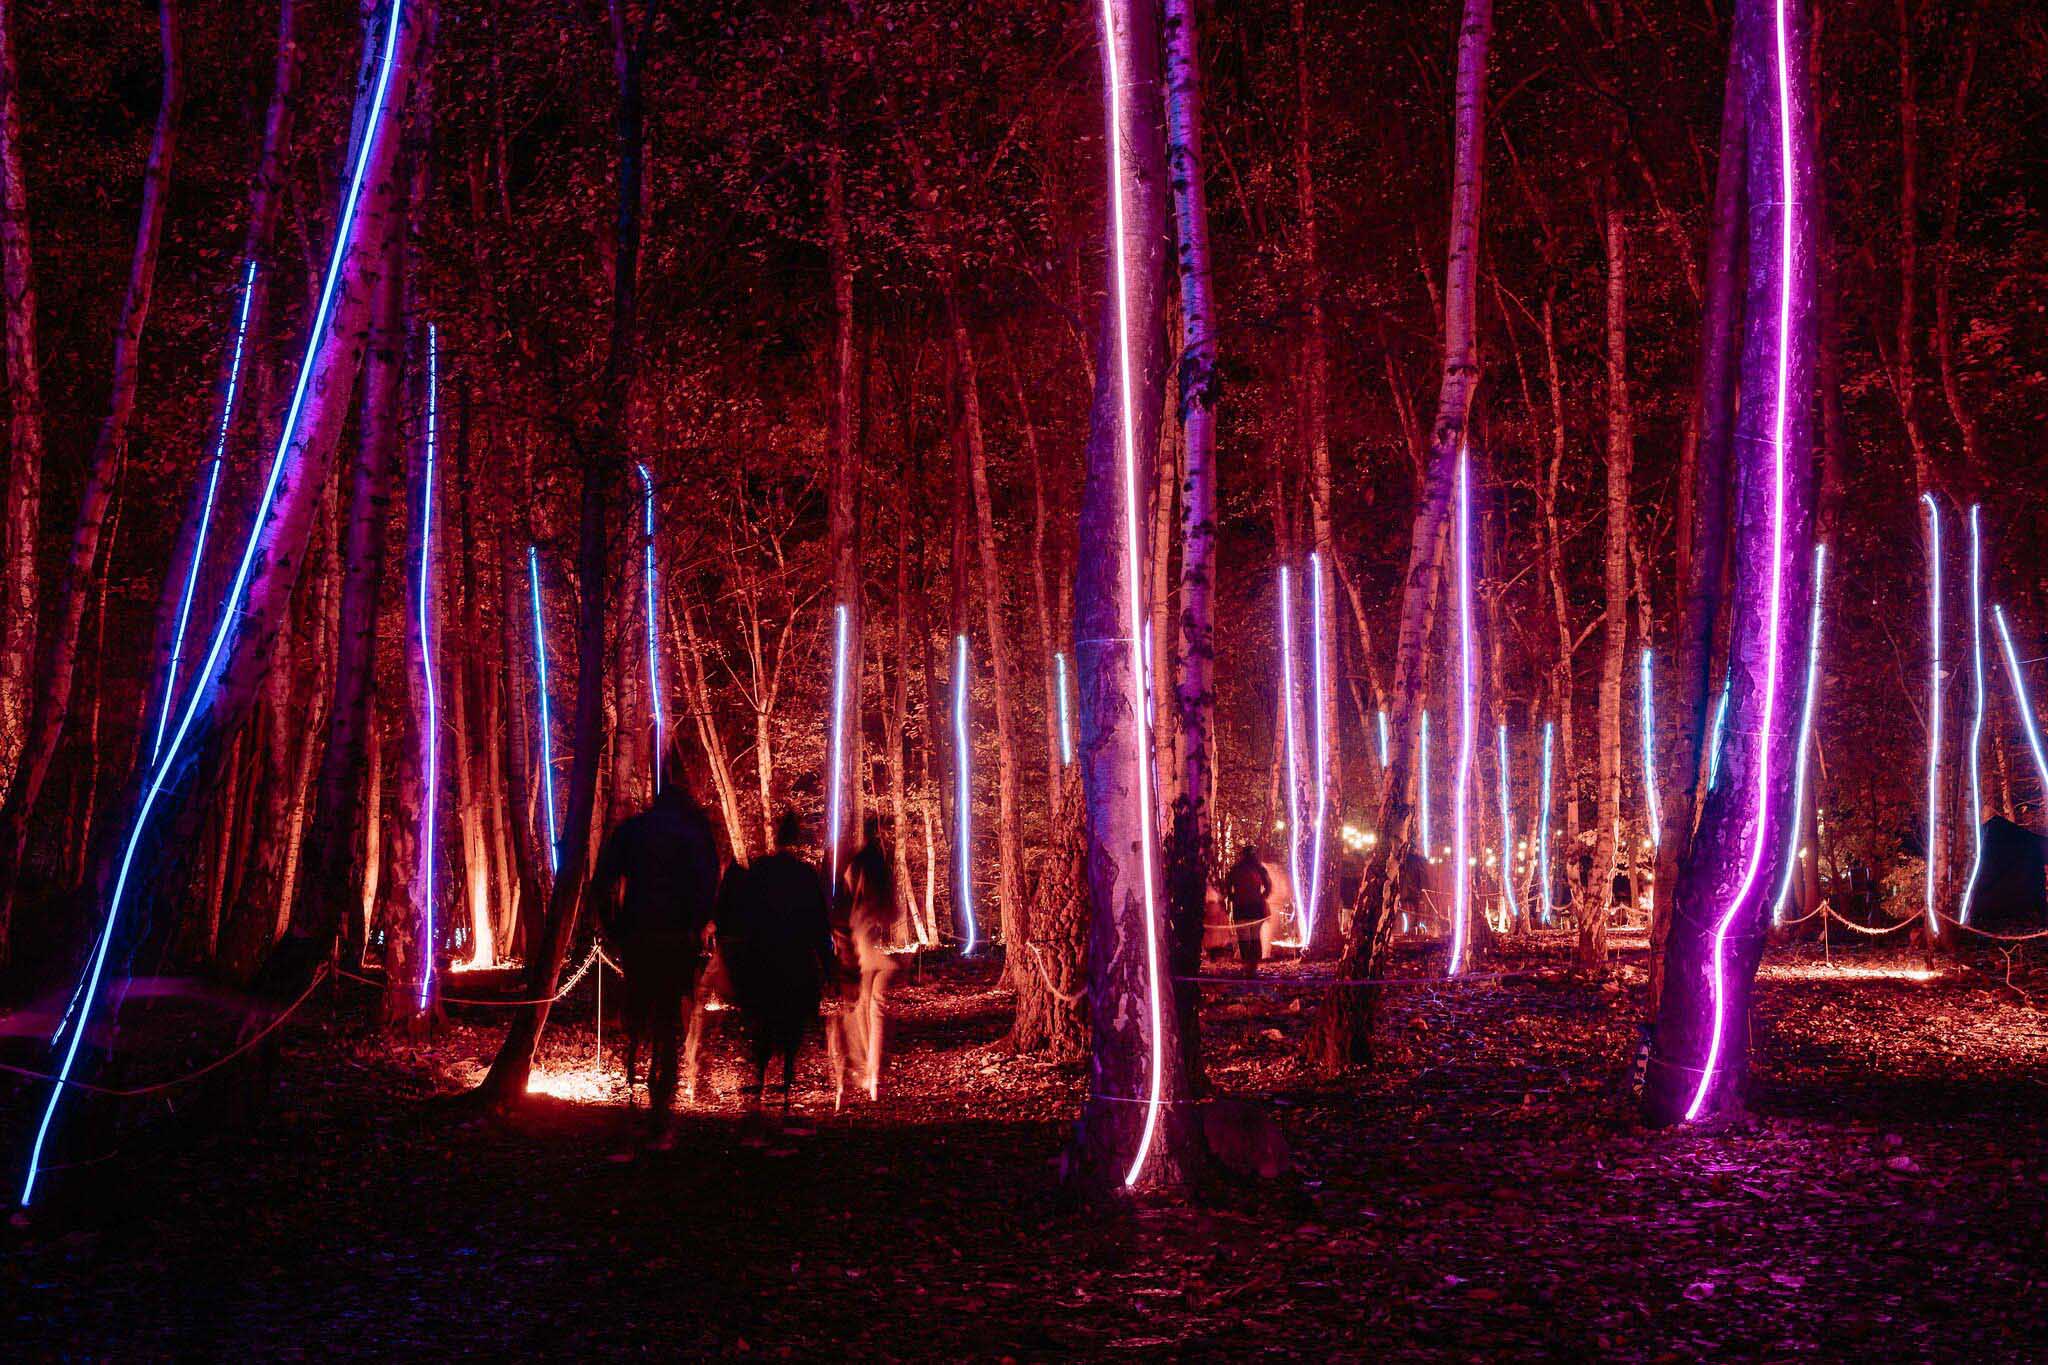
[0,966,329,1098]
[334,943,610,1007]
[1934,908,2048,943]
[1821,905,1920,937]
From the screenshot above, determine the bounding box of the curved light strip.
[1706,681,1731,790]
[952,632,977,955]
[1960,507,1984,923]
[1771,543,1827,922]
[1685,0,1796,1122]
[638,464,664,794]
[1419,710,1432,858]
[21,0,410,1207]
[827,603,849,886]
[1449,445,1475,976]
[1099,0,1166,1188]
[1055,650,1074,765]
[1306,553,1330,945]
[1497,724,1518,928]
[1920,493,1941,939]
[415,324,440,1011]
[1538,721,1554,927]
[1377,708,1390,768]
[1993,607,2048,792]
[528,545,560,877]
[1640,650,1662,846]
[1279,567,1304,940]
[154,258,259,763]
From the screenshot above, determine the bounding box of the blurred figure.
[589,771,721,1148]
[716,811,835,1118]
[1225,844,1272,978]
[830,816,897,1105]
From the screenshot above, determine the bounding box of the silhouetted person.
[589,772,721,1147]
[830,816,897,1103]
[716,811,834,1116]
[1225,844,1273,977]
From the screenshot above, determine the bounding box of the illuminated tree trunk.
[1645,0,1817,1125]
[0,0,46,795]
[1651,44,1745,1010]
[0,0,179,939]
[821,42,862,870]
[1886,0,1937,500]
[1586,164,1630,970]
[1306,0,1490,1075]
[1010,341,1064,819]
[1537,285,1582,915]
[1068,0,1201,1194]
[1932,8,1982,490]
[674,594,748,861]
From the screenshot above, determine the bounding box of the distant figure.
[830,816,897,1105]
[589,773,721,1147]
[1225,844,1273,978]
[716,811,835,1116]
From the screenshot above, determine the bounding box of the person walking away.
[589,768,722,1148]
[716,811,835,1119]
[830,817,897,1105]
[1226,844,1273,978]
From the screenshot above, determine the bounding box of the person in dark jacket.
[830,816,897,1104]
[715,811,835,1115]
[589,771,721,1145]
[1224,845,1273,977]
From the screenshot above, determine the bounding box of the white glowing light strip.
[1706,682,1730,790]
[1960,507,1984,923]
[638,464,664,794]
[1419,710,1432,856]
[1771,542,1826,922]
[1539,721,1554,927]
[528,545,560,877]
[1449,445,1475,976]
[415,324,440,1011]
[1100,0,1166,1188]
[1496,723,1518,926]
[1993,607,2048,792]
[1377,708,1390,768]
[1920,493,1941,939]
[1640,649,1662,846]
[952,632,977,954]
[154,259,259,763]
[1055,650,1074,766]
[21,0,409,1208]
[1279,567,1305,940]
[1306,552,1330,945]
[827,603,849,886]
[1685,0,1796,1122]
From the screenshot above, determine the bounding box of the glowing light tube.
[154,258,259,764]
[1419,710,1432,857]
[1055,650,1074,765]
[1993,608,2048,792]
[416,324,440,1011]
[1377,707,1390,768]
[1685,0,1796,1123]
[1960,507,1984,923]
[827,603,849,886]
[1640,650,1662,846]
[1539,721,1554,927]
[638,464,664,794]
[1706,681,1730,790]
[529,546,560,877]
[20,0,409,1208]
[1305,552,1330,945]
[1278,567,1305,943]
[1100,0,1166,1188]
[952,633,977,955]
[1496,723,1518,927]
[1921,493,1941,940]
[1771,542,1827,923]
[1449,444,1475,977]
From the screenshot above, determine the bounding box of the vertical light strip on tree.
[154,257,258,764]
[1497,724,1518,928]
[1993,608,2048,790]
[1539,721,1555,927]
[416,324,439,1011]
[1706,681,1731,789]
[1055,650,1074,765]
[1278,566,1305,942]
[528,545,560,877]
[1099,0,1166,1187]
[1960,507,1985,923]
[1920,493,1942,938]
[1419,710,1432,857]
[827,603,849,886]
[1639,650,1662,846]
[1306,552,1330,944]
[1377,707,1390,768]
[1772,542,1827,921]
[1685,0,1799,1122]
[638,463,664,794]
[1449,445,1476,976]
[952,632,977,954]
[21,0,410,1207]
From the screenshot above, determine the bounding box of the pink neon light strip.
[1279,567,1305,943]
[1306,553,1330,945]
[1449,445,1475,976]
[1920,493,1942,938]
[1685,0,1797,1121]
[1100,0,1166,1188]
[417,324,439,1010]
[1961,507,1984,923]
[827,603,849,886]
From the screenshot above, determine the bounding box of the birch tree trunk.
[1306,0,1491,1075]
[0,0,46,790]
[1646,0,1817,1125]
[1586,164,1631,970]
[822,39,862,870]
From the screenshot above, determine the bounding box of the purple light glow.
[827,603,849,886]
[416,324,440,1012]
[1279,566,1306,943]
[1921,493,1942,939]
[1538,721,1554,927]
[1419,710,1432,856]
[1496,724,1519,927]
[1306,553,1330,945]
[1377,707,1390,768]
[1771,543,1826,923]
[1684,0,1798,1123]
[638,464,664,795]
[1449,444,1474,977]
[952,632,977,955]
[1099,0,1166,1187]
[1640,650,1662,846]
[1961,507,1984,923]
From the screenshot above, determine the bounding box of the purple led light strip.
[1279,567,1305,942]
[1960,507,1984,923]
[1306,554,1330,947]
[1920,493,1941,939]
[1449,444,1475,977]
[827,603,849,886]
[416,324,439,1011]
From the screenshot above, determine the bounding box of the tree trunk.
[1306,0,1491,1075]
[0,0,48,791]
[1645,0,1817,1126]
[822,52,862,871]
[1585,163,1631,970]
[1067,0,1201,1194]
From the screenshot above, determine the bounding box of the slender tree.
[0,0,44,790]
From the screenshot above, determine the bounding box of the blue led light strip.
[529,545,560,878]
[1771,543,1826,922]
[1640,649,1662,847]
[637,464,663,794]
[1055,650,1074,766]
[416,324,439,1011]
